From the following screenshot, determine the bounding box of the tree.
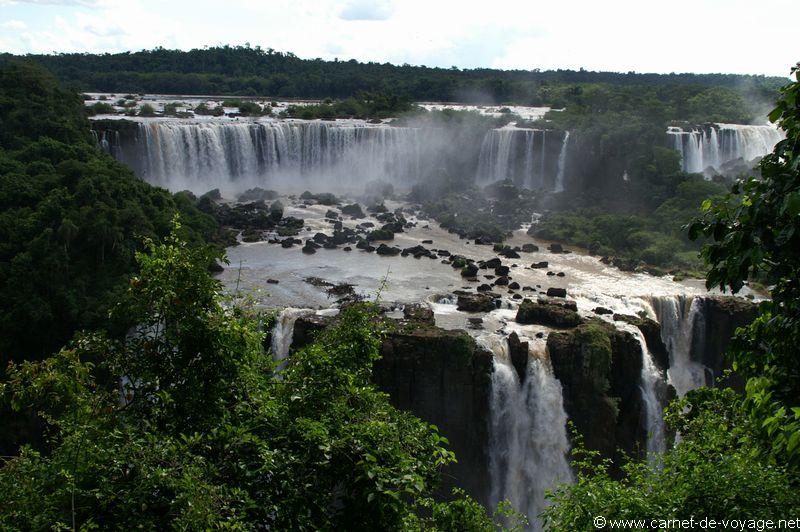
[688,64,800,467]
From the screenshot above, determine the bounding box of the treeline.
[5,45,785,110]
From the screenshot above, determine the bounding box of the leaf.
[701,199,713,212]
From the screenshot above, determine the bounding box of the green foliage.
[0,60,220,371]
[0,225,501,530]
[138,103,156,116]
[286,91,414,120]
[533,174,727,272]
[543,389,800,529]
[688,64,800,467]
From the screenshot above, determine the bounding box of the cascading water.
[482,334,572,531]
[271,308,315,362]
[648,295,708,397]
[103,120,424,193]
[554,131,569,193]
[617,322,667,459]
[667,124,783,174]
[476,128,569,191]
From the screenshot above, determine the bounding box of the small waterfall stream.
[271,308,315,362]
[648,296,708,397]
[482,334,572,531]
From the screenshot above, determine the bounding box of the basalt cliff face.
[291,314,494,503]
[288,295,757,497]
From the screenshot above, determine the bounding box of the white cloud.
[1,19,28,29]
[0,0,796,76]
[339,0,394,21]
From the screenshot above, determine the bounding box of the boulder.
[403,304,435,325]
[522,243,539,253]
[531,261,549,269]
[341,203,366,218]
[461,263,479,277]
[548,243,564,253]
[547,287,567,298]
[456,291,496,312]
[516,298,582,328]
[376,243,401,256]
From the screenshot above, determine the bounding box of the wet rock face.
[456,291,496,312]
[613,314,669,371]
[507,332,529,382]
[696,296,757,391]
[516,298,582,328]
[292,315,493,504]
[547,321,647,470]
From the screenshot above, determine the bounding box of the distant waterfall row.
[667,124,783,174]
[95,120,572,194]
[476,128,570,190]
[99,120,425,193]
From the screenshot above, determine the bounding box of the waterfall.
[648,296,708,397]
[667,124,783,174]
[271,308,315,362]
[617,322,667,459]
[554,131,569,193]
[482,334,572,531]
[476,129,569,191]
[103,120,424,193]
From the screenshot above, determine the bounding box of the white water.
[483,334,572,531]
[270,307,315,362]
[648,295,708,397]
[667,124,783,174]
[617,322,667,459]
[554,131,569,193]
[476,128,569,191]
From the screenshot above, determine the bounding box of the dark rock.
[461,264,479,277]
[456,291,496,312]
[508,281,520,290]
[612,313,670,371]
[477,284,493,292]
[494,276,509,286]
[481,258,502,269]
[548,321,653,470]
[266,279,279,284]
[343,246,352,251]
[531,261,549,269]
[422,239,433,244]
[341,203,365,218]
[516,298,582,328]
[376,243,401,256]
[495,266,510,276]
[593,307,614,315]
[522,243,539,253]
[547,287,567,298]
[507,332,529,382]
[301,243,317,254]
[403,304,435,324]
[325,209,339,219]
[548,243,564,253]
[556,272,565,277]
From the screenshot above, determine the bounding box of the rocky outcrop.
[456,291,497,312]
[547,321,646,469]
[292,315,493,504]
[507,332,529,382]
[613,314,669,371]
[695,296,757,391]
[516,298,582,328]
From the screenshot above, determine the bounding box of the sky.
[0,0,797,77]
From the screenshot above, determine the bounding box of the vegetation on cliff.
[544,66,800,528]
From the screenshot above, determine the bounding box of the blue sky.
[1,0,797,76]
